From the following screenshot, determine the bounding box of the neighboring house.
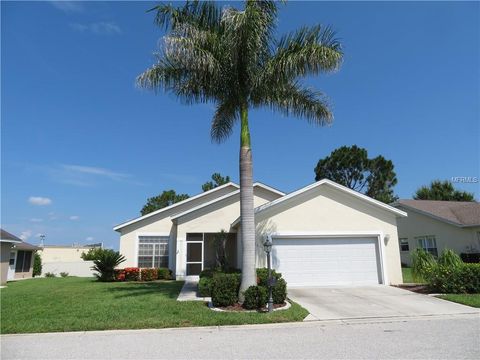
[115,180,407,287]
[1,229,40,284]
[38,244,102,277]
[393,200,480,266]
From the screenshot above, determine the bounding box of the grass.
[438,294,480,308]
[402,267,413,283]
[0,277,308,334]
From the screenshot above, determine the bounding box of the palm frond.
[258,81,333,126]
[211,99,239,143]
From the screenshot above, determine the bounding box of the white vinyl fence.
[42,261,95,277]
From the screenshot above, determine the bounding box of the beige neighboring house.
[1,229,41,284]
[38,244,102,277]
[115,179,408,286]
[393,200,480,266]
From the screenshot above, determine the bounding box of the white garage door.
[272,237,382,287]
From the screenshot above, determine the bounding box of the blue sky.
[2,1,479,248]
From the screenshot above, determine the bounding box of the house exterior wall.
[1,242,12,285]
[395,207,480,266]
[38,247,92,263]
[252,186,403,285]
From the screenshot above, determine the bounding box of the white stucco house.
[114,179,408,287]
[392,200,480,266]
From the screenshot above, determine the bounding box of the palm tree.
[137,0,343,298]
[92,250,126,282]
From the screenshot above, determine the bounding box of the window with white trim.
[138,236,169,268]
[399,238,409,252]
[416,235,437,257]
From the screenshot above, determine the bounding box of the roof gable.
[231,179,407,227]
[0,228,22,243]
[113,182,239,231]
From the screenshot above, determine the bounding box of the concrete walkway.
[289,285,480,321]
[176,279,211,302]
[1,314,478,359]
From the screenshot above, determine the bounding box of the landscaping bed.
[0,277,308,334]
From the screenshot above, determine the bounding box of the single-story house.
[392,200,480,266]
[114,179,407,287]
[1,229,41,284]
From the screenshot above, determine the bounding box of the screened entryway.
[186,232,237,276]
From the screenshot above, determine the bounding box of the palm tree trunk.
[238,104,256,302]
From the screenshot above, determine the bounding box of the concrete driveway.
[288,285,480,321]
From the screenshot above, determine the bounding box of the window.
[137,236,169,268]
[416,235,438,257]
[399,238,409,252]
[14,251,32,272]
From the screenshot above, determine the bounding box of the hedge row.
[114,267,172,282]
[424,263,480,293]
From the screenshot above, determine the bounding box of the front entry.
[7,251,16,281]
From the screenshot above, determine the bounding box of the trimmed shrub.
[411,249,436,282]
[243,285,268,310]
[33,253,42,277]
[425,263,480,294]
[256,268,282,287]
[199,269,216,279]
[124,267,140,281]
[460,253,480,263]
[272,278,287,304]
[45,272,56,278]
[157,267,172,280]
[60,272,69,278]
[141,268,158,281]
[211,273,241,307]
[114,269,126,281]
[198,277,212,297]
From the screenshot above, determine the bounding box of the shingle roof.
[15,241,41,251]
[396,200,480,227]
[0,228,22,243]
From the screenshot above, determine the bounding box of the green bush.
[60,272,69,278]
[92,250,126,282]
[45,272,56,278]
[437,249,462,268]
[157,267,172,280]
[425,263,480,294]
[198,277,212,297]
[81,248,111,261]
[211,273,241,307]
[199,268,217,279]
[256,268,282,287]
[272,278,287,304]
[141,268,158,281]
[33,253,42,277]
[411,249,436,282]
[243,285,268,310]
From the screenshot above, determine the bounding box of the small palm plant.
[92,250,126,282]
[437,248,462,268]
[411,249,436,283]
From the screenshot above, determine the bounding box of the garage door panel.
[272,237,381,287]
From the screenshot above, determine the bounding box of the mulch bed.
[214,302,288,312]
[395,284,433,294]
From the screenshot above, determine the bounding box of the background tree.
[81,248,113,261]
[137,0,343,297]
[414,180,475,201]
[314,145,398,203]
[202,173,231,192]
[141,190,190,215]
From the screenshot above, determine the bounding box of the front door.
[7,251,16,281]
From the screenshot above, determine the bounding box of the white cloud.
[70,22,122,35]
[29,196,52,206]
[69,215,80,220]
[19,230,32,241]
[30,218,44,223]
[85,236,94,241]
[49,1,83,13]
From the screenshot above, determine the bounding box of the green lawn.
[0,277,308,334]
[438,294,480,308]
[402,267,414,283]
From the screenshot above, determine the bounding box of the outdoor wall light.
[384,234,390,245]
